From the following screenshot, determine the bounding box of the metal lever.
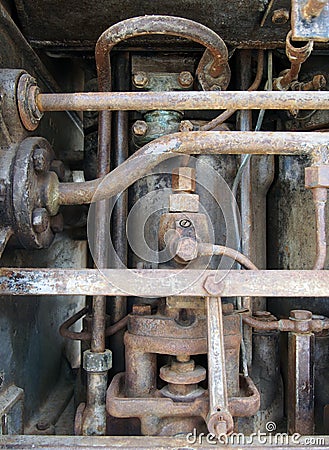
[206,296,234,436]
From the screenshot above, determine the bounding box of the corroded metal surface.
[37,90,329,112]
[292,0,329,41]
[2,269,329,297]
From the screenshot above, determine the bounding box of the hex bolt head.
[272,8,290,24]
[132,120,148,137]
[32,208,50,233]
[178,71,194,88]
[33,147,50,173]
[36,420,50,431]
[132,72,149,88]
[290,309,313,321]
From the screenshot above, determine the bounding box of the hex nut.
[132,72,149,88]
[175,237,198,263]
[305,165,329,188]
[178,71,194,88]
[32,208,50,233]
[290,310,313,321]
[272,8,290,24]
[172,167,196,192]
[132,120,148,136]
[83,349,112,373]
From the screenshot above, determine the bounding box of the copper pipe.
[198,244,258,270]
[37,90,329,112]
[59,309,129,341]
[58,131,329,206]
[201,50,264,131]
[312,187,327,270]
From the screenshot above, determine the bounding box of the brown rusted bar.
[198,244,259,270]
[312,187,328,270]
[302,0,328,20]
[2,269,329,297]
[37,90,329,112]
[58,131,329,206]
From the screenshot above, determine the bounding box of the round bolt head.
[272,8,290,24]
[132,120,148,136]
[32,208,50,233]
[290,309,313,321]
[132,72,149,88]
[178,71,194,87]
[33,147,50,173]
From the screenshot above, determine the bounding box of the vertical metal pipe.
[237,50,253,368]
[84,34,113,436]
[110,52,130,374]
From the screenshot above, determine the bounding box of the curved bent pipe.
[58,131,329,206]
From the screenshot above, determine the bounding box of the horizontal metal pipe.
[58,131,329,206]
[37,90,329,112]
[1,269,329,297]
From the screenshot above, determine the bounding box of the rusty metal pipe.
[198,243,258,270]
[95,15,229,92]
[59,309,128,341]
[312,187,328,270]
[201,49,264,131]
[37,90,329,112]
[3,268,329,297]
[58,131,329,206]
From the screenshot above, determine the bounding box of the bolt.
[32,208,49,233]
[290,309,313,321]
[179,219,192,228]
[132,72,149,88]
[178,71,194,88]
[179,120,194,132]
[132,120,148,137]
[33,147,50,173]
[272,8,290,24]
